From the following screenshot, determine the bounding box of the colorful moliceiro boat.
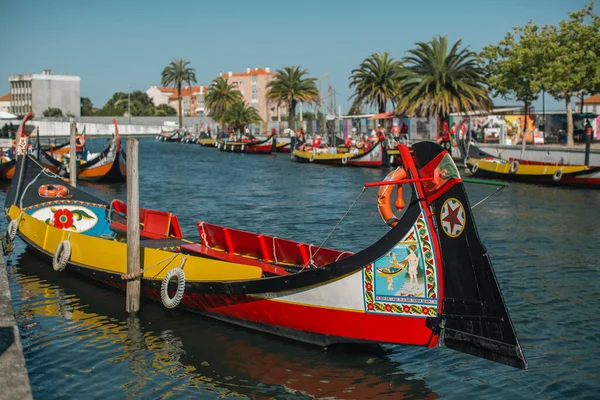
[4,142,527,369]
[216,135,276,154]
[292,141,390,168]
[467,157,600,188]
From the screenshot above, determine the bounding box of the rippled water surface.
[2,138,600,399]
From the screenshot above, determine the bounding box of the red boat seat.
[197,222,228,251]
[143,210,172,237]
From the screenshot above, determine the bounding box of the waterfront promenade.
[0,253,33,400]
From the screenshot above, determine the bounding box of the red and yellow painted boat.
[216,135,276,154]
[4,142,527,369]
[292,141,391,168]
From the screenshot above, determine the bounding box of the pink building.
[219,67,283,124]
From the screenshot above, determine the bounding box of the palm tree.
[223,101,263,133]
[161,58,197,129]
[266,66,319,132]
[349,52,402,118]
[396,35,492,127]
[204,76,243,133]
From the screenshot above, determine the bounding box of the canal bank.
[0,252,33,400]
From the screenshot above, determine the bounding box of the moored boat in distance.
[216,134,276,154]
[467,157,600,188]
[293,141,390,168]
[4,140,527,369]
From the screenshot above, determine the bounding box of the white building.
[146,85,172,107]
[8,69,81,118]
[0,93,9,113]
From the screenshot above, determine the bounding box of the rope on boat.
[304,187,367,269]
[120,252,180,281]
[7,211,23,241]
[198,221,210,247]
[272,237,279,264]
[471,185,506,209]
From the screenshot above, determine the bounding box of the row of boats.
[0,113,126,183]
[159,129,600,188]
[2,113,528,370]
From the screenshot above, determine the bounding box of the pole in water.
[126,138,141,313]
[69,120,77,188]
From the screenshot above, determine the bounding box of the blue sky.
[1,0,595,113]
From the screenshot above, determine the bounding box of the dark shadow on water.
[11,248,439,400]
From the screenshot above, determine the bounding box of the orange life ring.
[75,135,85,148]
[377,168,407,227]
[38,184,71,199]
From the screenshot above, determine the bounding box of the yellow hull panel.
[8,205,262,282]
[293,150,356,161]
[467,158,588,176]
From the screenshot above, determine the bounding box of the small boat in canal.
[196,132,216,147]
[41,119,126,182]
[216,134,276,154]
[4,141,527,369]
[292,141,390,168]
[467,157,600,188]
[157,130,183,142]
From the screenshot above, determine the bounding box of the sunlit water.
[2,138,600,399]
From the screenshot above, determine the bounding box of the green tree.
[80,97,93,116]
[205,76,243,132]
[350,52,401,119]
[106,91,156,116]
[348,97,364,116]
[154,104,177,116]
[482,24,543,147]
[43,107,63,118]
[538,2,600,145]
[161,58,197,128]
[398,35,492,128]
[223,101,263,133]
[266,66,319,132]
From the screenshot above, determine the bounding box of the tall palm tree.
[266,66,319,132]
[349,52,402,118]
[161,58,197,129]
[204,76,243,133]
[396,35,492,127]
[223,101,263,133]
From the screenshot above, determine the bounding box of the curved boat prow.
[407,141,527,369]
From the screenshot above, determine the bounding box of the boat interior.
[108,199,353,277]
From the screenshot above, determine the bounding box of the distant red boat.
[216,135,276,154]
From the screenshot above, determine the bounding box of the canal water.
[2,138,599,399]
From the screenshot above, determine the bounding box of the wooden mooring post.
[69,121,77,188]
[126,138,141,313]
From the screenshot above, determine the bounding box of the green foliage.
[223,101,263,132]
[154,104,177,116]
[161,58,197,127]
[80,97,93,116]
[42,107,63,118]
[266,66,319,132]
[205,76,243,125]
[481,23,543,111]
[398,35,492,122]
[538,1,600,144]
[350,52,401,114]
[348,97,364,115]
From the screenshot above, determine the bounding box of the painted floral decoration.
[53,209,74,229]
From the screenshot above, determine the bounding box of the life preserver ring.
[75,135,85,148]
[52,240,71,272]
[7,219,18,241]
[161,267,186,309]
[377,168,407,227]
[553,168,563,182]
[309,153,315,162]
[472,162,479,173]
[509,160,519,174]
[38,184,70,198]
[341,155,348,165]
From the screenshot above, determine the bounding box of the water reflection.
[10,249,439,399]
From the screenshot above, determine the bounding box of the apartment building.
[8,69,81,117]
[219,67,282,123]
[146,85,207,116]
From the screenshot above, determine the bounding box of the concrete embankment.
[0,253,33,400]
